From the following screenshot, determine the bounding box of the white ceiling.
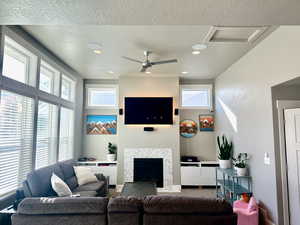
[2,0,300,25]
[23,25,274,79]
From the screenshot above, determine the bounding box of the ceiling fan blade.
[140,67,147,72]
[151,59,178,65]
[122,56,143,63]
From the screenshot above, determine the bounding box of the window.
[180,85,212,109]
[61,75,75,101]
[3,36,37,86]
[86,85,118,108]
[0,90,34,195]
[39,61,60,95]
[36,101,58,169]
[58,107,74,161]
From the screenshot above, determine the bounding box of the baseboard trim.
[116,184,181,193]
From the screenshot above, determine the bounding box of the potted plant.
[233,153,249,176]
[107,142,117,161]
[217,135,233,169]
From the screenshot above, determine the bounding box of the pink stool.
[233,197,259,225]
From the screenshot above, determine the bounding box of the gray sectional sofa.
[22,159,108,198]
[12,195,237,225]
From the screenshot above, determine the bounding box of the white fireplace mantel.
[123,148,178,192]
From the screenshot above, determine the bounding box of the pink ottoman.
[233,197,259,225]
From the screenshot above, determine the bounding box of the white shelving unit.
[77,161,118,185]
[180,161,219,186]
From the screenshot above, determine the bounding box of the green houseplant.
[217,135,233,169]
[107,142,117,161]
[233,153,249,176]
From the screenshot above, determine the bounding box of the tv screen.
[125,97,173,124]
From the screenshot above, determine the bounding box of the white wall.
[117,76,180,184]
[215,26,300,224]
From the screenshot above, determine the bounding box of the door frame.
[277,100,300,225]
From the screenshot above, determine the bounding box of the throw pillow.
[51,173,72,197]
[73,166,98,186]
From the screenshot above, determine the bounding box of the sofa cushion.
[74,166,98,186]
[59,160,78,190]
[74,181,105,193]
[73,191,99,197]
[108,196,143,213]
[26,164,65,197]
[18,197,109,215]
[143,196,233,214]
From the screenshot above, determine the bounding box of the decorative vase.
[219,159,231,169]
[236,167,247,176]
[107,154,116,162]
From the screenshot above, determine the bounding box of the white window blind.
[0,90,34,196]
[36,101,58,169]
[58,107,74,161]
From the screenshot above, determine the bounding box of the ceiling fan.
[122,51,178,72]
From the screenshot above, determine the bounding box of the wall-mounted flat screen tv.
[125,97,173,124]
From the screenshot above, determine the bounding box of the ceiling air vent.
[204,26,268,43]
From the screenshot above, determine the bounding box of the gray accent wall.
[215,26,300,224]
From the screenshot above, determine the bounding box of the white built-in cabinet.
[181,161,218,186]
[77,161,117,185]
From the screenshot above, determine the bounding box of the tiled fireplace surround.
[120,148,180,192]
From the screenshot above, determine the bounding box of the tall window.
[36,101,58,169]
[2,36,37,86]
[180,85,213,109]
[61,75,75,101]
[0,90,34,196]
[58,107,74,161]
[39,60,60,95]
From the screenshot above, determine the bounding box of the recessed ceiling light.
[192,50,201,55]
[145,71,151,74]
[192,43,207,50]
[181,71,189,74]
[87,42,102,54]
[107,71,114,74]
[93,49,102,54]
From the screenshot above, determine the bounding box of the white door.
[285,108,300,225]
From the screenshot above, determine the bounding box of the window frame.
[39,60,60,96]
[180,84,213,109]
[86,84,119,109]
[61,74,76,102]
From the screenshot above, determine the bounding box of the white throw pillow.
[51,173,72,197]
[73,166,98,186]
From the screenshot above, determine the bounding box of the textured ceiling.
[23,25,274,79]
[2,0,300,25]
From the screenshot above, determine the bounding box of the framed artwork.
[180,119,198,138]
[86,115,117,135]
[199,115,214,131]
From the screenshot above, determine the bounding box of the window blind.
[36,101,58,169]
[0,90,34,196]
[58,107,74,161]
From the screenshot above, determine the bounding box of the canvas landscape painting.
[86,115,117,135]
[199,115,214,131]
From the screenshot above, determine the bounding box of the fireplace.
[134,158,163,187]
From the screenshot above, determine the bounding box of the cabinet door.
[98,166,117,185]
[181,167,201,185]
[199,167,216,185]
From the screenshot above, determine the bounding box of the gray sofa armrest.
[17,197,108,215]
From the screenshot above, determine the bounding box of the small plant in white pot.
[107,142,117,161]
[233,153,249,176]
[217,135,233,169]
